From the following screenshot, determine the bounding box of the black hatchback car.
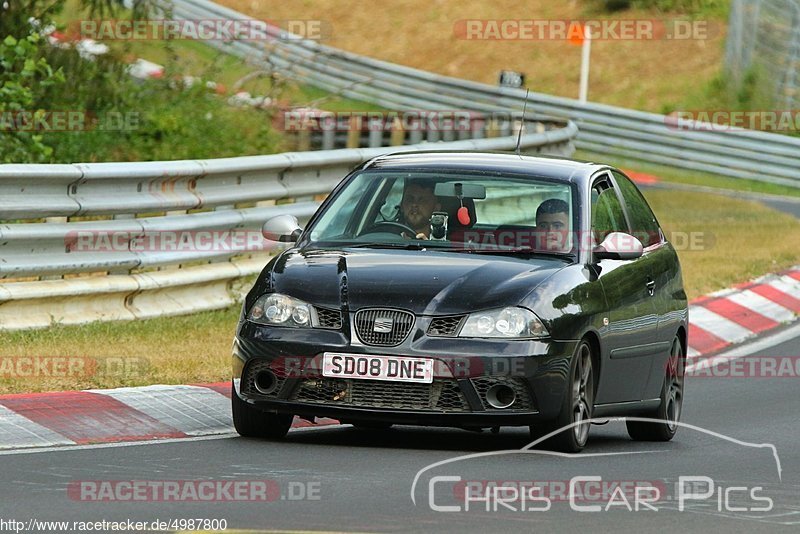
[231,151,688,452]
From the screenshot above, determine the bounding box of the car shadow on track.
[236,423,676,454]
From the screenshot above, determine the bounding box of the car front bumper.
[232,320,578,427]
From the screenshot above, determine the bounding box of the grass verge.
[1,188,798,394]
[217,0,729,113]
[575,149,800,199]
[56,0,383,113]
[0,307,239,395]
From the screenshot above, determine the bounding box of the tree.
[0,0,147,162]
[0,34,65,162]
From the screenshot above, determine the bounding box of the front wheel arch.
[676,324,688,356]
[580,330,602,397]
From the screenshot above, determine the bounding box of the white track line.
[770,276,800,299]
[89,385,232,436]
[0,405,75,450]
[686,322,800,374]
[725,290,796,323]
[689,305,755,343]
[0,423,343,456]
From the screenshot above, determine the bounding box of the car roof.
[363,150,610,183]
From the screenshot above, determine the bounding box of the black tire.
[529,340,595,453]
[231,382,293,439]
[626,336,685,441]
[352,421,393,430]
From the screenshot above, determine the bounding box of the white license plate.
[322,353,433,384]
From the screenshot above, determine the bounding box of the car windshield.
[306,169,578,256]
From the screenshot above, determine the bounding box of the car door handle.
[645,279,656,296]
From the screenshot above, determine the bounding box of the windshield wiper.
[453,246,575,259]
[346,242,429,250]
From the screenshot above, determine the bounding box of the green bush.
[1,0,284,163]
[0,34,66,163]
[44,80,283,162]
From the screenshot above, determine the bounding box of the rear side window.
[591,179,628,244]
[613,172,662,247]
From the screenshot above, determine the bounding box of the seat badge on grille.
[373,317,394,333]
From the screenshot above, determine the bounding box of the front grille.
[315,307,343,329]
[470,376,534,411]
[242,360,286,398]
[290,378,469,412]
[428,315,467,337]
[354,308,415,346]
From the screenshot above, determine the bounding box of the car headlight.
[459,307,549,339]
[248,293,314,327]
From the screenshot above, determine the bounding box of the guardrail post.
[470,113,485,139]
[407,114,423,144]
[297,125,311,151]
[346,115,361,148]
[486,117,499,138]
[425,113,442,143]
[442,127,455,142]
[368,117,383,147]
[390,117,405,146]
[321,112,336,150]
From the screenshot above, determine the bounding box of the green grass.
[0,306,240,394]
[2,187,798,394]
[643,189,800,297]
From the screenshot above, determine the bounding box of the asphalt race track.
[1,326,798,533]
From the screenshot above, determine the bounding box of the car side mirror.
[593,232,643,261]
[262,215,303,242]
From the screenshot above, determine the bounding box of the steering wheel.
[365,221,418,237]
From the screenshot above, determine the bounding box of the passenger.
[535,198,570,251]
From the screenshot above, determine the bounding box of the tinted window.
[591,181,628,244]
[613,172,661,247]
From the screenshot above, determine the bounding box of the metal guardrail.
[726,0,800,109]
[166,0,800,189]
[0,124,573,275]
[0,117,576,329]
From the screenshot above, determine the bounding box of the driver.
[399,179,440,239]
